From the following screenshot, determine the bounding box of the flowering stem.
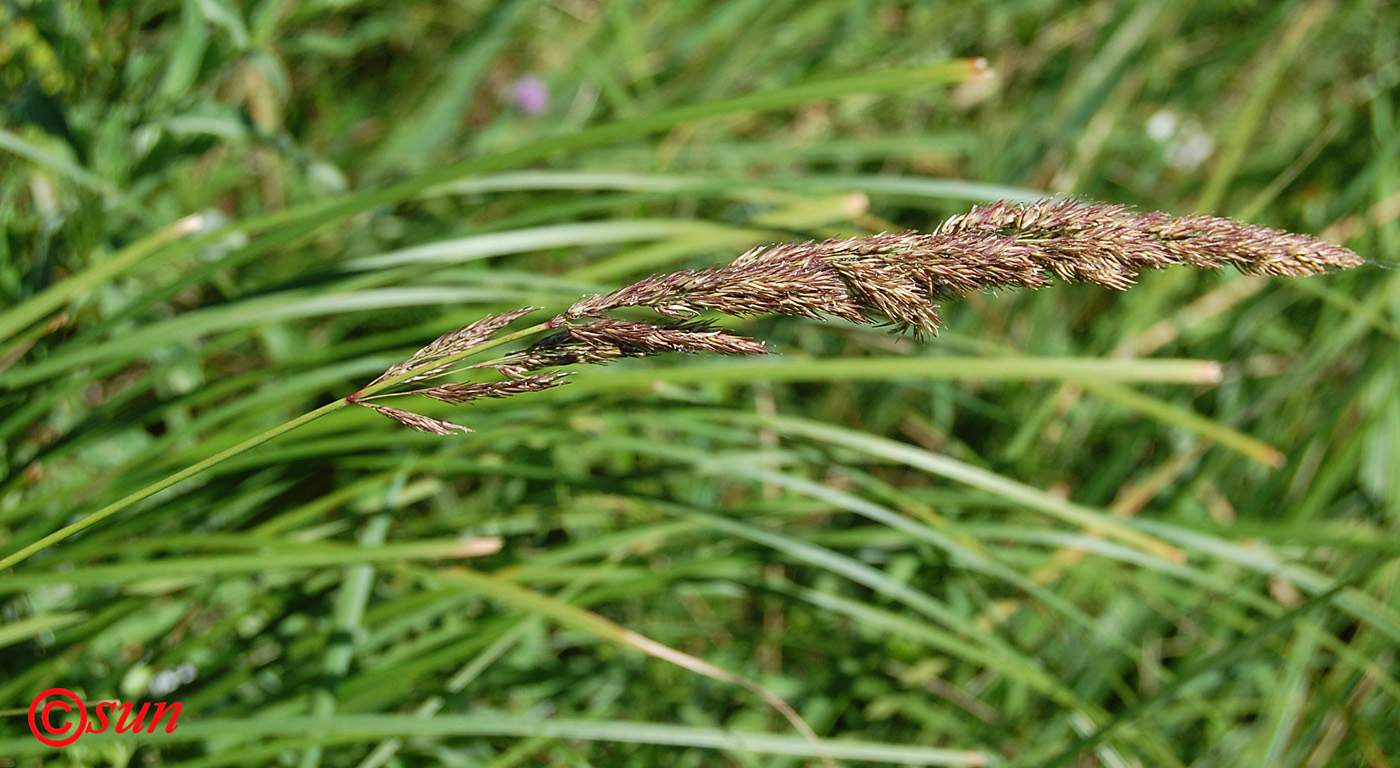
[3,197,1360,569]
[0,321,555,571]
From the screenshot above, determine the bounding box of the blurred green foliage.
[2,1,1398,766]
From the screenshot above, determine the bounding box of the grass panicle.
[356,198,1361,432]
[570,199,1362,331]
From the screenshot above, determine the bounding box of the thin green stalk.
[0,321,553,571]
[0,398,345,571]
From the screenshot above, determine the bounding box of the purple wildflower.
[510,76,549,116]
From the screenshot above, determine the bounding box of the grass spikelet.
[365,404,474,435]
[407,372,574,404]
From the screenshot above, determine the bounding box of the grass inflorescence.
[352,199,1360,434]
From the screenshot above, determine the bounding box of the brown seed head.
[360,198,1361,435]
[561,199,1361,335]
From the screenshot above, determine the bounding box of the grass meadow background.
[3,1,1399,765]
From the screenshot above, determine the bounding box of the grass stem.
[0,322,553,570]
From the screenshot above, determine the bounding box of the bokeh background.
[3,1,1398,765]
